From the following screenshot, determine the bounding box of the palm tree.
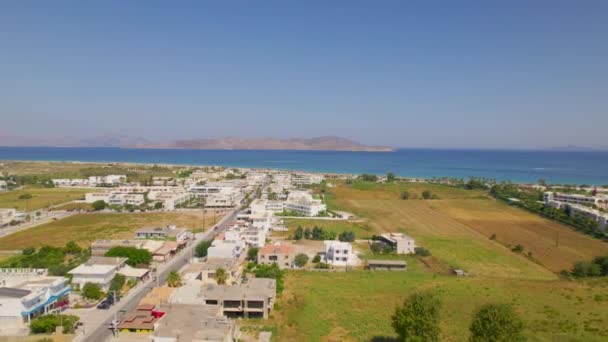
[167,271,182,287]
[215,267,228,285]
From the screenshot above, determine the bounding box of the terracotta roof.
[259,243,295,255]
[118,304,164,331]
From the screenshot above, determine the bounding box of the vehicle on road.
[97,300,111,310]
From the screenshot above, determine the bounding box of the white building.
[88,175,127,187]
[68,256,128,290]
[284,191,326,216]
[0,180,7,192]
[323,241,359,266]
[135,225,193,243]
[0,269,71,334]
[52,178,89,187]
[379,233,416,254]
[207,232,247,259]
[148,191,193,210]
[84,192,145,206]
[250,199,285,216]
[189,181,245,208]
[291,173,324,186]
[565,203,608,231]
[544,191,608,210]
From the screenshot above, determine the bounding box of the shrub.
[358,174,378,182]
[294,253,309,267]
[511,244,524,253]
[315,262,331,269]
[19,193,33,200]
[572,260,602,277]
[64,241,82,254]
[109,273,126,293]
[401,191,410,200]
[254,263,284,293]
[195,240,213,258]
[92,200,107,211]
[469,303,524,342]
[167,271,182,287]
[414,246,431,257]
[392,292,441,342]
[81,283,103,300]
[312,254,321,263]
[422,190,432,200]
[30,314,79,334]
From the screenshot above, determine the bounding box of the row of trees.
[105,246,152,266]
[392,292,524,341]
[293,225,338,241]
[1,242,88,276]
[569,255,608,278]
[401,190,438,200]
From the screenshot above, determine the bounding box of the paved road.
[0,210,74,237]
[77,206,242,342]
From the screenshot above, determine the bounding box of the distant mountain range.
[0,134,393,152]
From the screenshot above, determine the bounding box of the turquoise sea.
[1,147,607,185]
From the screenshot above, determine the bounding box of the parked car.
[97,300,110,310]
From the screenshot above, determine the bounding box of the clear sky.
[1,1,607,149]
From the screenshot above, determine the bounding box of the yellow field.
[0,186,93,211]
[0,212,212,249]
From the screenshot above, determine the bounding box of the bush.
[392,292,441,342]
[572,260,602,277]
[195,240,213,258]
[371,241,394,254]
[338,231,356,242]
[312,254,321,263]
[315,262,331,269]
[294,226,304,240]
[92,200,107,211]
[401,191,410,200]
[414,247,431,257]
[30,314,79,334]
[64,241,82,254]
[255,263,284,293]
[105,246,151,266]
[22,247,36,255]
[422,190,432,200]
[358,174,378,182]
[294,253,309,267]
[167,271,182,287]
[469,303,524,342]
[19,193,33,200]
[81,282,103,300]
[511,244,524,253]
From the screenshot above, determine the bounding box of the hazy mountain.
[0,133,392,152]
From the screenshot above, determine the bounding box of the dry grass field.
[279,218,373,239]
[0,212,212,249]
[0,186,93,211]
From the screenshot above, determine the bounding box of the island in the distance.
[0,133,393,152]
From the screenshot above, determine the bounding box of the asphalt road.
[77,206,242,342]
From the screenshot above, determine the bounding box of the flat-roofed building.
[367,259,408,271]
[135,225,193,244]
[284,191,326,217]
[379,233,416,254]
[68,256,128,290]
[0,268,70,334]
[324,241,359,266]
[544,191,608,209]
[153,304,237,342]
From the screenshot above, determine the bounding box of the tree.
[22,247,36,255]
[571,260,602,277]
[387,172,396,182]
[294,226,304,240]
[215,267,228,285]
[392,292,441,342]
[30,314,79,334]
[358,174,378,182]
[247,247,259,262]
[167,271,182,287]
[18,193,33,200]
[304,227,312,239]
[195,240,213,258]
[338,231,356,242]
[109,273,126,293]
[592,255,608,276]
[254,263,285,293]
[511,245,524,253]
[401,191,410,200]
[294,253,309,267]
[154,202,163,210]
[105,247,152,266]
[422,190,432,200]
[64,241,82,254]
[469,303,525,342]
[414,247,431,257]
[312,254,321,263]
[92,200,107,211]
[82,282,103,300]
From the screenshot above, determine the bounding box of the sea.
[1,147,607,185]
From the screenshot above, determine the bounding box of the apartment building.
[324,241,358,266]
[52,178,89,187]
[189,181,245,208]
[207,232,247,259]
[284,191,326,216]
[544,191,608,209]
[291,173,324,186]
[566,203,608,231]
[88,175,127,186]
[0,269,70,334]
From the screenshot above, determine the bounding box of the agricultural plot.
[0,212,211,249]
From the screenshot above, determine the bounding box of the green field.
[265,266,608,342]
[257,181,608,341]
[0,186,93,211]
[0,212,211,249]
[280,219,373,239]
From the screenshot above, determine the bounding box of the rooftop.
[259,243,295,255]
[0,287,31,298]
[154,304,232,341]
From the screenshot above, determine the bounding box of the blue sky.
[1,1,607,149]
